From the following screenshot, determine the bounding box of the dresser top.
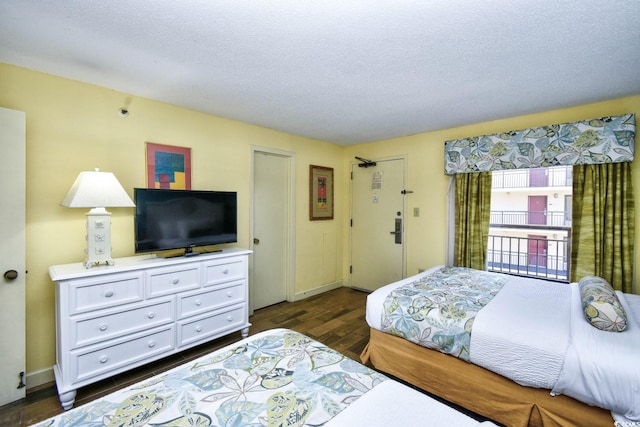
[49,247,251,281]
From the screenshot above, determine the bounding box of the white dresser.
[49,248,251,410]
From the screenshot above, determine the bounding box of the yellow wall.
[0,63,345,379]
[2,61,639,384]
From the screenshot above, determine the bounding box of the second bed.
[362,266,640,427]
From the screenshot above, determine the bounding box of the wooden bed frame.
[361,328,613,427]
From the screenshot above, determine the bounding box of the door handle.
[253,238,260,245]
[390,218,402,244]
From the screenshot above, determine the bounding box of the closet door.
[0,107,26,405]
[251,150,291,310]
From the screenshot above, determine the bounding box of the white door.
[351,158,405,291]
[251,150,291,310]
[0,107,26,405]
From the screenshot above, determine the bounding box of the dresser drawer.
[146,264,200,297]
[178,305,246,348]
[70,299,175,349]
[203,257,245,287]
[178,281,245,319]
[69,272,144,315]
[72,325,175,383]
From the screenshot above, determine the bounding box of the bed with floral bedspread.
[365,266,640,425]
[33,328,495,427]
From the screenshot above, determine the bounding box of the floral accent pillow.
[578,276,628,332]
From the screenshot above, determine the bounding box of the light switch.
[413,207,420,217]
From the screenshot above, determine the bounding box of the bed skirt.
[361,328,612,427]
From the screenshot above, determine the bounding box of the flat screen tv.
[134,188,237,255]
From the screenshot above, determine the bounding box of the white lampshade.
[61,168,135,208]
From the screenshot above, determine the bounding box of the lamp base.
[83,207,114,269]
[83,259,115,269]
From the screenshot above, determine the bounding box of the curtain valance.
[444,113,635,175]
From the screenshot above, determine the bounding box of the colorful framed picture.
[146,142,191,189]
[309,165,334,220]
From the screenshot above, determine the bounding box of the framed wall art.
[309,165,334,220]
[146,142,192,189]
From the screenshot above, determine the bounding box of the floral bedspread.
[33,329,388,427]
[381,266,507,361]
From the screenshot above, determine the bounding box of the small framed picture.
[309,165,334,220]
[146,142,191,189]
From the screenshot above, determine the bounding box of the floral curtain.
[444,114,635,175]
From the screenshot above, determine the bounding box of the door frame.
[349,155,408,288]
[250,146,296,314]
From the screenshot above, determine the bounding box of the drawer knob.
[99,355,108,364]
[227,316,233,323]
[104,290,114,298]
[195,325,202,333]
[147,312,155,319]
[172,278,179,285]
[99,324,108,331]
[226,292,233,298]
[195,299,202,306]
[148,340,156,348]
[223,269,229,275]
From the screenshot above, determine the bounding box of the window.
[487,166,572,282]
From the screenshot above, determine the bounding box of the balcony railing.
[492,166,572,189]
[487,234,570,282]
[490,210,571,227]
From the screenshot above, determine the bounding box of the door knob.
[253,238,260,244]
[4,270,18,281]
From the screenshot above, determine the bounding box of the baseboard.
[292,281,343,301]
[26,366,54,390]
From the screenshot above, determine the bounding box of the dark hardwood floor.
[1,287,373,426]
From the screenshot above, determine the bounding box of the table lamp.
[61,168,135,268]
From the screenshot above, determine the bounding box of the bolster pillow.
[578,276,627,332]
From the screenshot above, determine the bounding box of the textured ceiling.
[1,1,639,145]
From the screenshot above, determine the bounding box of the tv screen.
[134,188,237,254]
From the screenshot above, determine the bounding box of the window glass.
[488,166,572,282]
